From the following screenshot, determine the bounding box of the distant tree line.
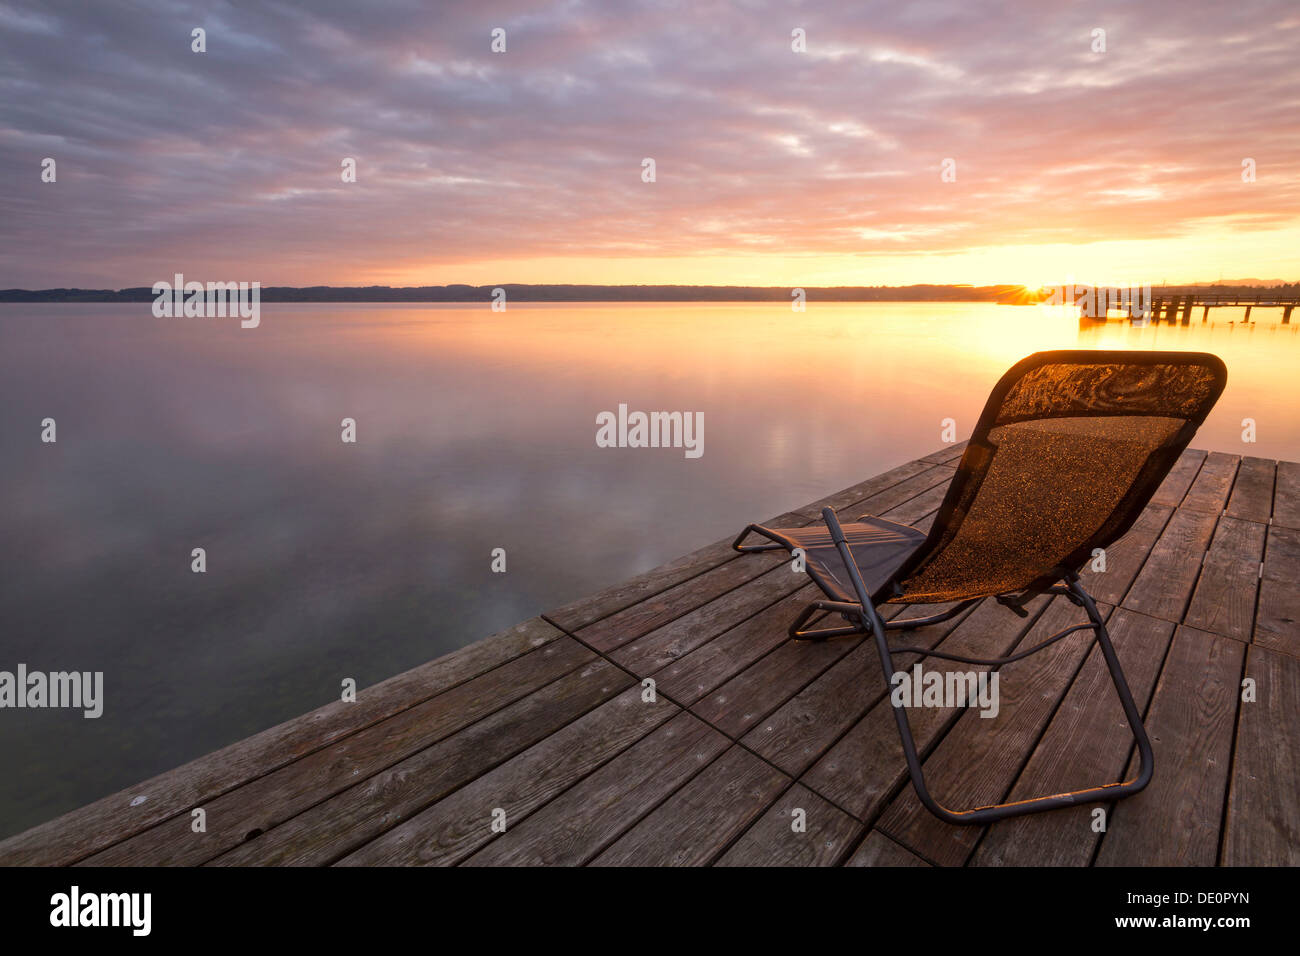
[1,282,1294,304]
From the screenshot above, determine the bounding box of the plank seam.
[439,696,689,866]
[177,646,618,866]
[1214,644,1252,867]
[1087,619,1202,866]
[6,623,576,865]
[541,614,878,855]
[318,662,643,867]
[556,723,735,866]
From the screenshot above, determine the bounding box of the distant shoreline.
[1,282,1294,304]
[0,283,1034,304]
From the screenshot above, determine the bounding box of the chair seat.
[767,515,926,603]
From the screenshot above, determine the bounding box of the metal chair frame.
[729,350,1227,825]
[738,508,1152,825]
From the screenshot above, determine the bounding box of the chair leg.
[731,523,788,553]
[794,595,977,643]
[884,599,980,631]
[789,600,866,640]
[865,577,1154,825]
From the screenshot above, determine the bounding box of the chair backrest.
[882,349,1227,604]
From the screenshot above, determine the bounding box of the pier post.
[1286,305,1293,324]
[1180,296,1194,324]
[1245,305,1253,321]
[1202,304,1210,321]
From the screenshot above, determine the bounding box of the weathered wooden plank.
[1094,626,1243,867]
[875,480,950,528]
[921,441,969,465]
[610,562,812,676]
[875,598,1106,866]
[1274,461,1300,529]
[743,600,979,780]
[909,511,941,536]
[335,685,677,866]
[803,464,956,522]
[1122,509,1219,624]
[575,548,786,654]
[1183,517,1266,641]
[1225,457,1276,523]
[970,609,1175,866]
[845,829,931,867]
[1179,451,1240,514]
[736,638,887,780]
[545,547,732,633]
[544,504,803,633]
[1077,505,1172,606]
[691,633,861,739]
[464,712,729,866]
[1222,645,1300,865]
[793,457,947,519]
[590,746,789,866]
[90,639,606,866]
[1149,448,1207,509]
[211,657,632,867]
[0,616,563,867]
[715,784,861,866]
[652,586,817,705]
[1255,525,1300,657]
[799,594,1052,820]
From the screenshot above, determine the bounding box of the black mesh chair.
[733,350,1227,824]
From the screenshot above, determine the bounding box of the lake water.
[1,300,1296,837]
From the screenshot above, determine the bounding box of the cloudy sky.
[1,0,1298,288]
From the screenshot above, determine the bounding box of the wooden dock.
[2,444,1297,867]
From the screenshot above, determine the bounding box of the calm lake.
[1,300,1296,836]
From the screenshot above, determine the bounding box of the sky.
[1,0,1298,289]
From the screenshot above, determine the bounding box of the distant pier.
[1078,287,1299,323]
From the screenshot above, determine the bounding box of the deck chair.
[733,349,1227,825]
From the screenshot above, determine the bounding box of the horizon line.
[3,278,1298,296]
